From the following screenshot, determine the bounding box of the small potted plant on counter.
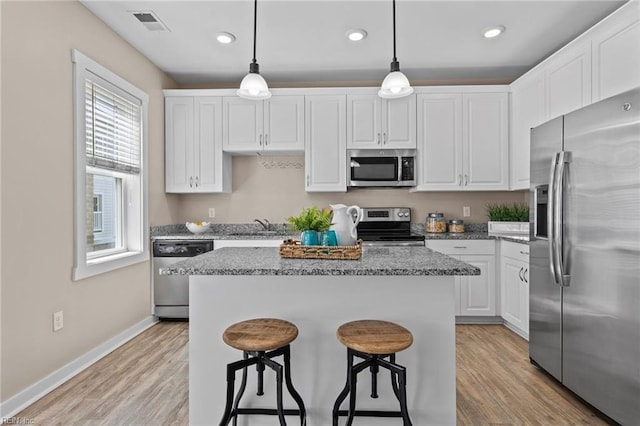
[486,203,530,235]
[286,206,332,246]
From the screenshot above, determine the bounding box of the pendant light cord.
[392,0,397,62]
[252,0,258,64]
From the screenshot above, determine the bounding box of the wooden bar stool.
[332,320,413,426]
[219,318,306,426]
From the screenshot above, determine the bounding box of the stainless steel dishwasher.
[153,239,214,319]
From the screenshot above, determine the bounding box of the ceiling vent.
[132,11,170,32]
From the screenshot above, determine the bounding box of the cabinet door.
[223,97,263,152]
[458,254,496,316]
[501,257,527,331]
[415,94,463,190]
[305,95,347,192]
[591,2,640,101]
[510,72,545,190]
[165,97,195,192]
[463,93,509,190]
[545,40,592,119]
[347,95,381,148]
[382,95,416,148]
[264,96,305,152]
[194,97,230,193]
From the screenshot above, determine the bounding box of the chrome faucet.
[254,218,270,230]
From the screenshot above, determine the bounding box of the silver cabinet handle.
[458,174,463,186]
[259,134,263,146]
[453,246,467,249]
[377,133,381,145]
[265,134,268,146]
[464,174,468,186]
[195,176,199,187]
[518,266,524,282]
[306,175,310,186]
[523,268,528,284]
[190,176,193,188]
[520,251,529,256]
[383,132,387,144]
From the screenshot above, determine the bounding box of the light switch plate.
[463,206,471,217]
[53,311,64,332]
[208,208,216,218]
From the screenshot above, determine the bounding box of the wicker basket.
[279,239,363,260]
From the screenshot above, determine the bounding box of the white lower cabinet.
[500,241,530,339]
[425,240,496,317]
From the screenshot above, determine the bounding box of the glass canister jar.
[426,213,447,233]
[448,219,465,233]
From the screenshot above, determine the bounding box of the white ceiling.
[80,0,626,86]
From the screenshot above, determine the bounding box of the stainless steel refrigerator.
[529,87,640,425]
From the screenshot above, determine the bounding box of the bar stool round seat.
[223,318,299,352]
[336,319,413,355]
[219,318,306,426]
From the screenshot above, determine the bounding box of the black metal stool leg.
[220,362,238,426]
[389,353,401,400]
[332,349,354,426]
[231,352,250,426]
[263,356,287,426]
[256,351,266,396]
[346,351,359,426]
[397,367,412,426]
[282,345,307,426]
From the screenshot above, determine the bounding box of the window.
[72,49,149,280]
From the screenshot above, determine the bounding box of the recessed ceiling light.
[483,25,505,39]
[216,32,236,44]
[346,29,368,42]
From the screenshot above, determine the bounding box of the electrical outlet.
[53,311,64,332]
[463,206,471,217]
[208,208,216,218]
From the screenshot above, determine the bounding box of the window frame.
[72,49,149,280]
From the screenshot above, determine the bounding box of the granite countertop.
[150,224,530,244]
[160,246,481,277]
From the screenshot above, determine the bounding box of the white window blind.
[85,78,141,174]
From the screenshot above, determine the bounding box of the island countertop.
[160,246,481,276]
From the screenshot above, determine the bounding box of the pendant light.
[237,0,271,100]
[378,0,413,99]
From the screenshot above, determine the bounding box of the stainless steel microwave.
[348,149,416,187]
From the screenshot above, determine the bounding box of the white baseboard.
[0,315,158,417]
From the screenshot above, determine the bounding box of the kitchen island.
[162,246,479,425]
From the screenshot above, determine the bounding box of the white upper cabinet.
[223,95,304,153]
[305,95,347,192]
[415,91,508,191]
[347,94,416,149]
[509,72,545,190]
[416,94,463,190]
[590,1,640,101]
[545,39,592,120]
[165,96,231,193]
[508,1,639,191]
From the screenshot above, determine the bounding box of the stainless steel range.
[357,207,425,246]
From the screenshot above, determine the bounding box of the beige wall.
[0,1,177,402]
[177,156,527,225]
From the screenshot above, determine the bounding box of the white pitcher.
[330,204,363,246]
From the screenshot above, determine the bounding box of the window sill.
[74,250,149,281]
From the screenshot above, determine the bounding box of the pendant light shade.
[237,0,271,100]
[378,0,413,99]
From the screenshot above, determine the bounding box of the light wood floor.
[18,322,612,425]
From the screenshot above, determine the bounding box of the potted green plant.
[486,203,530,234]
[286,206,332,245]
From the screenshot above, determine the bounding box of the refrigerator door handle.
[548,153,560,284]
[553,151,571,287]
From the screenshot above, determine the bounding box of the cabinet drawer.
[501,240,530,262]
[426,239,495,255]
